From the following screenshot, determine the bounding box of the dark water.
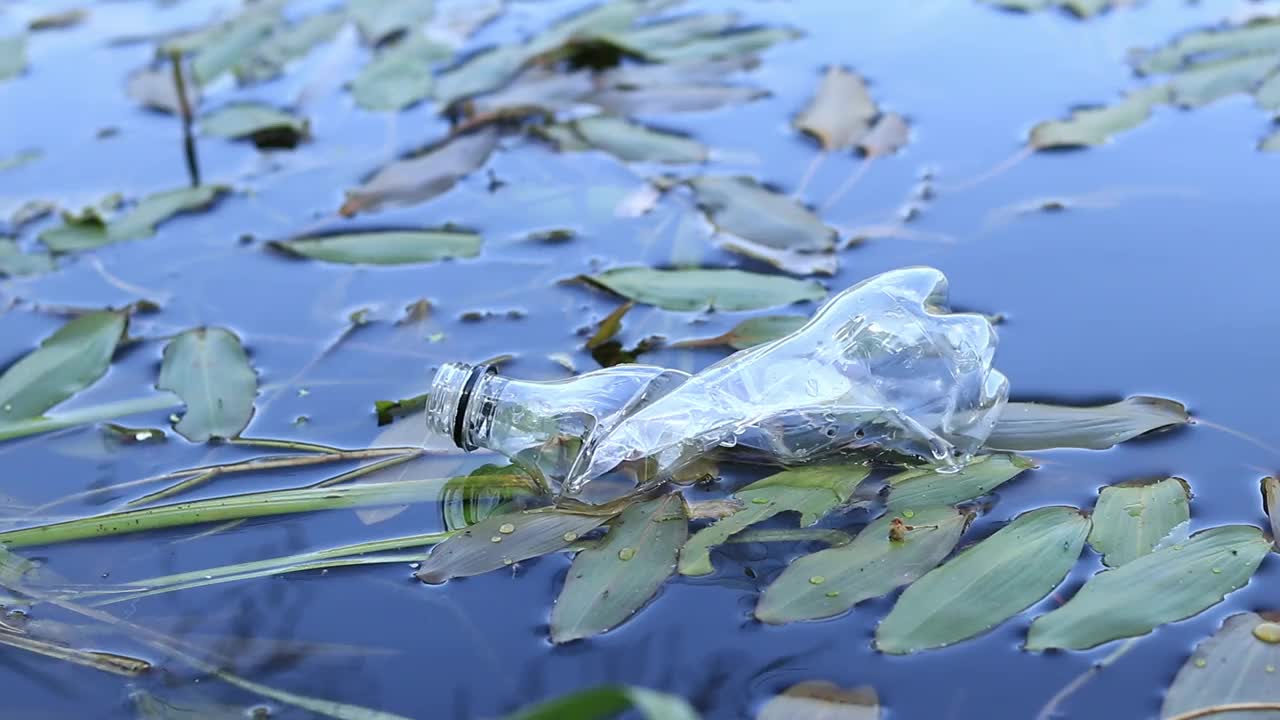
[2,0,1279,717]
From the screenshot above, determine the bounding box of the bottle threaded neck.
[425,362,489,449]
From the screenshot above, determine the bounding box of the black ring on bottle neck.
[452,364,491,449]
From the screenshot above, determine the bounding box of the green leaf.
[349,0,436,45]
[1263,127,1280,152]
[0,394,180,443]
[689,175,837,253]
[439,464,530,532]
[39,186,229,252]
[1030,85,1171,149]
[157,327,257,442]
[506,685,699,720]
[680,464,871,576]
[756,506,971,624]
[587,84,767,115]
[1027,525,1272,651]
[583,267,825,312]
[340,128,499,216]
[986,395,1189,451]
[601,13,739,58]
[886,454,1036,511]
[551,495,688,643]
[0,148,41,172]
[351,35,451,111]
[1263,477,1280,551]
[876,506,1091,654]
[0,34,27,81]
[1088,477,1192,567]
[127,66,200,115]
[758,682,880,720]
[1170,53,1280,108]
[235,10,345,83]
[201,103,308,148]
[271,229,481,265]
[794,66,877,150]
[1161,611,1280,720]
[672,315,806,350]
[979,0,1125,18]
[0,311,126,420]
[1132,18,1280,75]
[0,631,150,677]
[0,237,54,277]
[541,116,708,164]
[643,26,801,63]
[859,113,910,157]
[415,507,614,584]
[373,391,430,426]
[434,44,532,106]
[190,10,278,86]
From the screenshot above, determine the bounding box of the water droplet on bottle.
[618,547,636,561]
[498,523,515,534]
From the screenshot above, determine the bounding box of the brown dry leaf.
[794,67,877,150]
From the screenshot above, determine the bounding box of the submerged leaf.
[340,128,499,216]
[680,464,871,576]
[39,186,228,252]
[505,685,699,720]
[0,35,26,82]
[541,116,708,164]
[794,67,877,150]
[1030,86,1170,149]
[583,267,826,312]
[758,682,880,720]
[756,506,970,624]
[1027,525,1272,650]
[201,103,308,148]
[986,395,1189,451]
[1088,477,1192,567]
[876,506,1091,654]
[1161,611,1280,720]
[689,176,837,253]
[351,35,452,111]
[886,454,1036,511]
[272,229,481,265]
[416,507,613,584]
[0,311,126,420]
[157,328,256,442]
[551,495,688,642]
[671,315,807,350]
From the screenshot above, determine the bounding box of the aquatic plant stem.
[1165,703,1280,720]
[228,437,344,454]
[1034,638,1137,720]
[168,51,201,188]
[820,157,874,211]
[0,394,181,443]
[938,146,1032,193]
[792,152,827,198]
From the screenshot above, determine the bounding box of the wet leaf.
[601,55,759,88]
[859,113,910,157]
[351,35,452,111]
[373,391,430,426]
[157,327,257,442]
[235,10,345,83]
[885,454,1036,511]
[132,688,253,719]
[0,238,55,277]
[416,507,613,584]
[689,176,837,254]
[340,128,499,216]
[1027,525,1272,651]
[1088,477,1192,567]
[349,0,437,45]
[0,631,150,677]
[587,84,767,114]
[39,186,228,253]
[272,229,481,265]
[756,506,971,624]
[0,311,126,420]
[583,267,826,312]
[1263,477,1280,551]
[643,26,801,63]
[671,315,806,350]
[876,506,1091,654]
[551,495,688,642]
[1030,86,1170,149]
[28,9,88,32]
[127,65,200,115]
[0,34,26,82]
[201,103,308,148]
[505,685,699,720]
[586,301,634,350]
[680,464,871,576]
[758,682,880,720]
[794,67,877,150]
[541,116,708,164]
[1161,611,1280,720]
[986,396,1189,451]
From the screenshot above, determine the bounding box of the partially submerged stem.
[1164,703,1280,720]
[168,51,201,188]
[0,394,181,443]
[819,157,874,211]
[228,437,344,454]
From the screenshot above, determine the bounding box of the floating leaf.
[1027,525,1272,651]
[583,267,825,312]
[756,506,971,624]
[416,507,613,584]
[1264,477,1280,551]
[643,26,801,63]
[601,12,740,58]
[39,186,228,252]
[1170,53,1280,108]
[201,103,308,148]
[1133,18,1280,75]
[979,0,1130,18]
[671,315,806,350]
[340,128,499,216]
[758,682,880,720]
[1030,86,1170,149]
[986,396,1189,451]
[680,464,871,576]
[587,85,767,114]
[434,44,532,107]
[586,301,634,350]
[127,65,200,115]
[0,148,41,173]
[0,35,26,82]
[235,10,345,83]
[505,685,699,720]
[876,506,1091,654]
[190,9,278,86]
[859,113,910,157]
[272,229,480,265]
[551,495,688,643]
[690,175,836,255]
[794,67,877,150]
[157,327,257,442]
[0,631,150,677]
[0,311,126,420]
[1161,611,1280,720]
[0,238,54,277]
[541,116,708,164]
[351,35,452,111]
[28,9,88,32]
[1088,477,1192,568]
[1262,128,1280,152]
[349,0,436,45]
[886,454,1036,511]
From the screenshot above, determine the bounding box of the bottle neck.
[425,362,501,450]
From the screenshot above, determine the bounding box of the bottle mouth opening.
[425,362,492,450]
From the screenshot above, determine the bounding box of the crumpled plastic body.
[563,266,1009,495]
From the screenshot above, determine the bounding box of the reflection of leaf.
[0,311,126,420]
[886,454,1035,511]
[127,66,200,115]
[680,464,871,576]
[1088,477,1191,568]
[39,186,229,252]
[340,128,499,216]
[757,506,970,624]
[540,116,708,164]
[876,506,1091,654]
[0,238,54,277]
[271,229,481,265]
[0,35,26,82]
[349,0,436,45]
[1161,611,1280,720]
[235,10,345,83]
[794,67,877,150]
[157,328,257,442]
[416,507,613,584]
[551,495,688,643]
[1030,86,1170,149]
[505,685,699,720]
[201,104,308,148]
[986,396,1189,451]
[671,315,806,350]
[582,267,826,312]
[758,682,880,720]
[351,35,452,111]
[1027,525,1271,651]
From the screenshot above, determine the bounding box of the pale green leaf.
[602,12,739,58]
[1170,53,1280,108]
[201,103,308,146]
[986,395,1189,451]
[0,311,126,420]
[587,84,767,114]
[644,26,801,63]
[671,315,807,350]
[542,116,708,164]
[191,11,278,85]
[505,685,699,720]
[1030,85,1170,149]
[351,35,451,111]
[271,229,481,265]
[1161,611,1280,719]
[39,186,229,252]
[1133,19,1280,75]
[1088,477,1192,567]
[583,267,826,312]
[689,175,836,252]
[758,682,880,720]
[157,327,257,442]
[0,34,27,81]
[235,10,345,83]
[340,128,498,215]
[434,44,531,106]
[0,238,54,277]
[886,454,1036,511]
[349,0,436,45]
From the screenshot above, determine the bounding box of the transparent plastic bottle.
[562,266,1009,495]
